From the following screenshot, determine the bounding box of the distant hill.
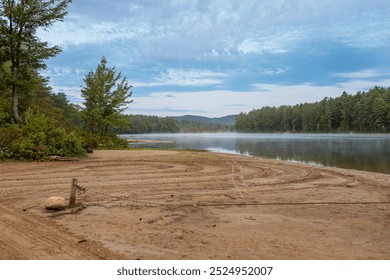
[171,115,236,125]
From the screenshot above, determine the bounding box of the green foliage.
[79,130,128,150]
[81,57,132,136]
[0,109,85,160]
[117,114,234,134]
[0,0,71,122]
[0,62,12,124]
[0,124,22,158]
[0,61,11,90]
[175,120,233,133]
[235,87,390,133]
[117,115,179,134]
[0,95,12,125]
[49,92,83,128]
[1,2,132,158]
[79,57,133,149]
[169,115,235,132]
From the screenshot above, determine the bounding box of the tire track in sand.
[0,204,121,259]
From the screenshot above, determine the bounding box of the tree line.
[117,115,179,134]
[175,120,234,133]
[235,87,390,133]
[116,116,234,134]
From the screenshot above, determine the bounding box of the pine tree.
[81,57,133,136]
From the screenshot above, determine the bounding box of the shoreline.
[126,139,174,144]
[1,149,389,259]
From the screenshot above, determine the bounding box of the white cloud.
[238,37,289,55]
[51,86,83,104]
[133,69,229,87]
[38,16,150,46]
[332,69,387,79]
[261,67,287,75]
[237,39,262,55]
[42,66,86,78]
[338,79,390,92]
[129,90,253,117]
[156,69,227,86]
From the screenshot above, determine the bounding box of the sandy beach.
[0,149,389,260]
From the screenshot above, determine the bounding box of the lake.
[121,133,390,174]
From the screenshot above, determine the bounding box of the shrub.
[79,130,128,150]
[0,109,85,160]
[0,124,22,159]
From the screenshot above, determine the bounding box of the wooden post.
[69,178,78,208]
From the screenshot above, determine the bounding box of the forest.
[115,115,233,134]
[235,87,390,133]
[174,119,233,133]
[117,115,179,134]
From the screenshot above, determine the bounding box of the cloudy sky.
[39,0,390,117]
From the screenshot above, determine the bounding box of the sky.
[38,0,390,117]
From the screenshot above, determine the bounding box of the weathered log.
[50,156,80,162]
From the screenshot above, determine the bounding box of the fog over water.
[121,133,390,174]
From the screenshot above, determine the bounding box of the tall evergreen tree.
[0,0,71,123]
[81,57,133,136]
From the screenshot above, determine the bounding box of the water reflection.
[235,136,390,174]
[122,133,390,174]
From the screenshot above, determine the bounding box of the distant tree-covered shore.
[117,115,179,134]
[235,87,390,133]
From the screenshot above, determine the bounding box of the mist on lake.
[121,133,390,174]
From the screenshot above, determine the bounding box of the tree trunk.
[12,65,22,123]
[12,85,22,123]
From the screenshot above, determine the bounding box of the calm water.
[121,133,390,174]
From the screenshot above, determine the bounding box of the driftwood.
[48,205,86,218]
[50,156,80,162]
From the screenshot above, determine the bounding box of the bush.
[0,109,85,160]
[79,130,128,150]
[0,124,22,159]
